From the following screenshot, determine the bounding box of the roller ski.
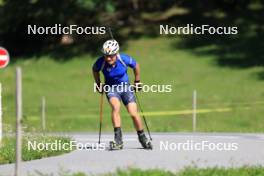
[138,130,153,150]
[109,127,123,150]
[109,141,123,150]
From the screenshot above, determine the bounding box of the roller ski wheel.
[109,141,123,150]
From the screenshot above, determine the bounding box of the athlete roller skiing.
[92,39,152,150]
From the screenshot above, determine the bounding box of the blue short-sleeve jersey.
[93,53,137,85]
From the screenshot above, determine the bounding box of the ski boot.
[109,127,124,150]
[138,131,153,150]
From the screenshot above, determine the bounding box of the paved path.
[0,132,264,176]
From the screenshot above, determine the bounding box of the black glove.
[96,83,104,94]
[134,80,143,92]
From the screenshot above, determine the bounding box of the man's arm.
[93,70,101,85]
[133,63,143,92]
[93,70,104,93]
[133,63,140,82]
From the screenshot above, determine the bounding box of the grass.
[27,167,264,176]
[0,37,264,132]
[109,167,264,176]
[0,135,73,164]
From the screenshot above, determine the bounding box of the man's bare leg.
[126,102,152,149]
[108,97,123,149]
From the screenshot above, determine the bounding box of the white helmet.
[101,39,119,55]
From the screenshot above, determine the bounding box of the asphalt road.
[0,132,264,176]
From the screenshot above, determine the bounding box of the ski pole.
[98,93,104,144]
[135,93,152,141]
[98,27,111,144]
[108,27,114,39]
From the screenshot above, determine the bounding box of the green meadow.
[0,37,263,132]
